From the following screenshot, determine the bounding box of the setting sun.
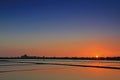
[96,55,99,58]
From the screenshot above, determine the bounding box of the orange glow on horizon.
[95,55,99,58]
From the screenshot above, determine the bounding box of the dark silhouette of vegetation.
[0,54,120,60]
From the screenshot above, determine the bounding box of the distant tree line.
[0,54,120,60]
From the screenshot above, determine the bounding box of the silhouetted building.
[21,54,29,59]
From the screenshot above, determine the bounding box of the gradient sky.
[0,0,120,57]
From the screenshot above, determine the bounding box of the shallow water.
[0,59,120,80]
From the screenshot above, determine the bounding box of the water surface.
[0,59,120,80]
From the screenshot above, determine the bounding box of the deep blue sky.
[0,0,120,56]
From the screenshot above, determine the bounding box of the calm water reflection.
[0,59,120,80]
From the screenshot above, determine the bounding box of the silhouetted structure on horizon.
[21,54,29,59]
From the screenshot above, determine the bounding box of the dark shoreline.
[1,54,120,61]
[0,57,120,61]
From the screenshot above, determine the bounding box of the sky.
[0,0,120,57]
